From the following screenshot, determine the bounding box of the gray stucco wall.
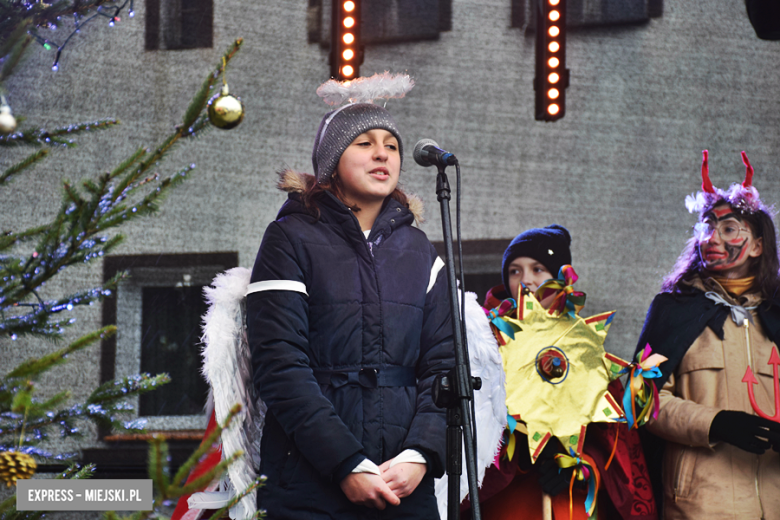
[2,0,779,453]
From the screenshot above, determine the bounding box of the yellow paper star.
[498,288,627,463]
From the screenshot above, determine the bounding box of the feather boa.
[316,71,414,106]
[685,184,763,215]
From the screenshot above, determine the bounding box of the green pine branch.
[0,149,49,185]
[0,377,168,452]
[55,462,96,480]
[0,463,95,519]
[170,404,241,488]
[104,405,265,520]
[0,16,32,64]
[207,477,267,520]
[1,40,242,342]
[4,326,115,380]
[148,435,171,494]
[0,119,119,147]
[0,327,169,451]
[87,373,171,405]
[0,32,32,85]
[0,494,16,517]
[1,405,264,520]
[0,1,118,87]
[0,37,246,518]
[0,224,49,254]
[0,275,124,341]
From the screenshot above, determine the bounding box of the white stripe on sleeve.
[427,257,445,294]
[246,280,308,296]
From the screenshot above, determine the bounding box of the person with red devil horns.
[635,151,780,519]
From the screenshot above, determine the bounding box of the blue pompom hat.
[501,224,572,291]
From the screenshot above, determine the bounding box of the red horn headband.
[741,151,754,188]
[687,150,762,215]
[701,150,715,193]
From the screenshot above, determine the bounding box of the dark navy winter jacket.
[247,176,454,519]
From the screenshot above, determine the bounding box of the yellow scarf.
[712,276,756,297]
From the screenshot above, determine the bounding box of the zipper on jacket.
[744,318,752,369]
[347,208,386,463]
[673,447,690,501]
[756,463,764,520]
[743,317,765,519]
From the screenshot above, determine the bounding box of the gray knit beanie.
[311,103,403,184]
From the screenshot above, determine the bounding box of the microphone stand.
[431,162,483,520]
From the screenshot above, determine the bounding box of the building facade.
[2,0,779,483]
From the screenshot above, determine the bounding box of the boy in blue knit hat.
[468,224,657,520]
[499,224,572,303]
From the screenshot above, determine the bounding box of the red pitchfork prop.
[742,345,780,423]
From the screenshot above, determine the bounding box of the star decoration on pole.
[497,287,627,463]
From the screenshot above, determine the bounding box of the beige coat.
[647,277,780,519]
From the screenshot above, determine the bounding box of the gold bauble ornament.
[0,100,17,135]
[207,84,244,130]
[0,451,37,487]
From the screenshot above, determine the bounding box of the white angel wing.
[201,267,265,520]
[199,274,504,520]
[187,490,232,511]
[434,291,507,519]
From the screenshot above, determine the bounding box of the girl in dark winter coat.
[246,75,454,519]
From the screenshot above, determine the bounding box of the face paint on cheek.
[703,238,748,270]
[723,238,749,266]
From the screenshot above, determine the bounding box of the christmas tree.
[1,3,260,518]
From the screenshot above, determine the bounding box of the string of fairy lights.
[28,0,135,72]
[0,1,136,134]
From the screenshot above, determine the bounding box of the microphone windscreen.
[413,138,439,166]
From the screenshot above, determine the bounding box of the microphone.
[413,139,458,167]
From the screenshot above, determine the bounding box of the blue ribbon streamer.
[584,468,597,517]
[622,387,637,431]
[562,447,597,516]
[489,310,517,340]
[619,365,662,427]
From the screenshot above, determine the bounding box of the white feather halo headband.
[316,71,414,106]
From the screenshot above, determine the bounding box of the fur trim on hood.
[276,169,424,225]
